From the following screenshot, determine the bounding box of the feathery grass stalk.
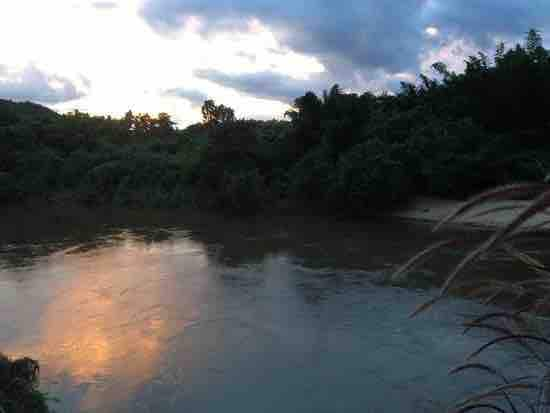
[393,183,550,412]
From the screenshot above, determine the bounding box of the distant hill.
[0,99,59,127]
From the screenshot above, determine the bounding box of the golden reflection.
[7,234,209,411]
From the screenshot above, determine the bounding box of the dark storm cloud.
[0,65,85,104]
[195,69,327,103]
[162,87,208,106]
[141,1,550,98]
[426,1,550,47]
[141,0,426,75]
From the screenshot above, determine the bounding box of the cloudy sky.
[1,1,548,126]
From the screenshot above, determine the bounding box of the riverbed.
[0,206,536,412]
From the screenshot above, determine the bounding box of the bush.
[58,148,117,189]
[199,120,260,183]
[78,154,192,208]
[113,155,191,208]
[214,168,266,214]
[0,353,51,413]
[329,139,413,213]
[405,118,496,198]
[288,146,336,203]
[14,149,63,197]
[78,160,130,204]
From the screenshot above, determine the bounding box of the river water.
[0,206,533,412]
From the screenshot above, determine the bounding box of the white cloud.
[1,0,545,126]
[0,1,325,126]
[92,1,117,10]
[420,38,481,75]
[0,64,86,103]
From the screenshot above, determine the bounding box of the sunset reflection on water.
[3,233,210,411]
[0,211,520,413]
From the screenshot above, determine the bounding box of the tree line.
[1,30,550,215]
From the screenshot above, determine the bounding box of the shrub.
[113,156,190,208]
[58,149,117,189]
[194,120,272,213]
[404,118,492,198]
[78,154,192,208]
[215,168,266,214]
[14,149,63,197]
[288,146,336,203]
[78,160,131,204]
[329,139,413,213]
[0,353,51,413]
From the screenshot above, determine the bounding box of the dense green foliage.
[0,106,202,208]
[2,30,550,215]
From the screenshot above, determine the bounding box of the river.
[0,206,533,412]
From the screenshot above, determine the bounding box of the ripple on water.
[0,211,539,412]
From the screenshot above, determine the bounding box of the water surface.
[0,206,530,412]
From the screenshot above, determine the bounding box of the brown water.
[0,206,534,412]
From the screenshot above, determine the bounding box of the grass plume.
[393,183,550,412]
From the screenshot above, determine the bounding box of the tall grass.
[393,183,550,412]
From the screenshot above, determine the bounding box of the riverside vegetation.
[2,30,550,216]
[0,354,51,413]
[3,29,550,412]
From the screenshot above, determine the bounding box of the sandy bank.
[391,196,550,231]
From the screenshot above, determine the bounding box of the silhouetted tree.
[526,29,543,55]
[201,99,235,124]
